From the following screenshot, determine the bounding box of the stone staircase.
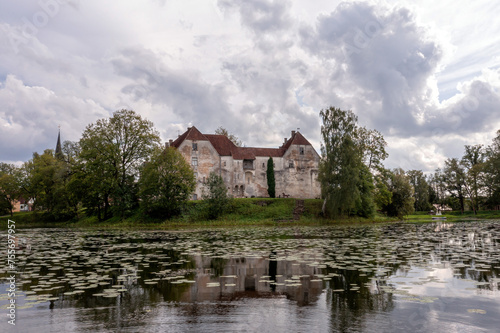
[293,200,305,220]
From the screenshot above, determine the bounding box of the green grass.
[404,210,500,222]
[6,201,500,231]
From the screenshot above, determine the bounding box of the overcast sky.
[1,0,499,173]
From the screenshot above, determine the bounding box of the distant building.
[12,197,31,212]
[169,126,321,199]
[432,204,452,213]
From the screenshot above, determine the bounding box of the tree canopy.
[215,126,242,147]
[319,106,364,218]
[79,109,161,219]
[139,147,196,218]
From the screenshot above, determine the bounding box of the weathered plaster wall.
[175,140,320,199]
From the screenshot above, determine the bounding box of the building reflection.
[176,254,325,306]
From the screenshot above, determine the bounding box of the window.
[203,176,206,184]
[299,147,304,155]
[223,161,226,167]
[243,159,254,169]
[192,194,197,200]
[289,160,294,168]
[262,163,265,169]
[192,157,198,166]
[192,142,198,151]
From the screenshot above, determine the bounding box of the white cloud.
[0,0,499,174]
[0,75,107,161]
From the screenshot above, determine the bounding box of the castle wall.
[175,138,320,199]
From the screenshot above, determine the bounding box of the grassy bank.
[1,198,400,230]
[4,200,499,230]
[405,210,500,222]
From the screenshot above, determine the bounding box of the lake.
[1,221,500,332]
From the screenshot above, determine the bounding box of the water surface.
[1,221,500,332]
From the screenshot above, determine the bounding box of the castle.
[169,126,321,199]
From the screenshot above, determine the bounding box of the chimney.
[169,139,173,146]
[165,142,169,148]
[284,137,287,144]
[291,130,296,137]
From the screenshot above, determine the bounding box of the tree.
[79,109,161,219]
[215,126,242,147]
[358,127,388,172]
[407,170,431,211]
[461,144,485,214]
[266,157,275,198]
[354,164,376,218]
[139,147,196,218]
[27,149,77,220]
[382,168,415,218]
[428,169,446,205]
[373,170,392,211]
[0,163,21,217]
[318,106,364,218]
[442,158,466,213]
[484,130,500,208]
[202,172,230,219]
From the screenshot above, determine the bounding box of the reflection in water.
[0,222,499,332]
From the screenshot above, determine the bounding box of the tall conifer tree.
[267,157,275,198]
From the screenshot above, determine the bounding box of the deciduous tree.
[382,168,415,218]
[79,109,161,219]
[318,106,363,218]
[202,172,230,220]
[0,163,21,217]
[139,147,196,218]
[215,126,242,147]
[358,127,388,172]
[407,170,431,211]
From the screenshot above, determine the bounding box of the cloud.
[218,0,293,35]
[0,0,499,175]
[0,75,107,162]
[299,3,444,134]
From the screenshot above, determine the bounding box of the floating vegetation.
[0,221,499,327]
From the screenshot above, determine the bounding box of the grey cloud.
[110,47,238,136]
[218,0,292,35]
[430,80,500,134]
[299,3,443,135]
[0,75,108,162]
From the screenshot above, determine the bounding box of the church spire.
[55,126,63,159]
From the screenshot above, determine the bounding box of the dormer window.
[300,147,304,155]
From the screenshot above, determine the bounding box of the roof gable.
[280,131,313,151]
[170,127,315,158]
[171,126,208,148]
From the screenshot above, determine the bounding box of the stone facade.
[170,126,321,199]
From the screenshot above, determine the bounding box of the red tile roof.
[172,127,313,159]
[171,126,208,148]
[280,131,312,151]
[204,134,237,156]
